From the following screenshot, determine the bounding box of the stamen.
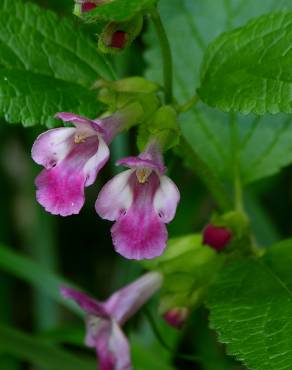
[136,168,152,184]
[74,134,87,144]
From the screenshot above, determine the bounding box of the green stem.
[230,114,244,212]
[178,95,200,113]
[149,8,173,104]
[144,309,202,364]
[104,55,118,80]
[183,139,232,212]
[234,171,244,212]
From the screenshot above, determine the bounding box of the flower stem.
[178,95,200,113]
[230,114,244,212]
[149,8,173,104]
[144,308,202,364]
[182,139,232,212]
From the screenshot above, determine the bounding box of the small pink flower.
[163,307,189,330]
[61,272,163,370]
[203,224,232,252]
[32,112,126,217]
[95,141,180,260]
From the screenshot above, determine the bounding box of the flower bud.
[203,224,232,252]
[163,307,189,330]
[110,30,127,49]
[98,16,143,54]
[81,2,98,12]
[73,0,109,16]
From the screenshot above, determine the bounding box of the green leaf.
[0,244,82,316]
[207,242,292,370]
[145,0,292,101]
[131,341,175,370]
[0,0,113,127]
[199,12,292,115]
[82,0,157,22]
[263,239,292,289]
[145,0,292,185]
[144,234,223,312]
[181,109,292,184]
[0,69,101,127]
[0,324,95,370]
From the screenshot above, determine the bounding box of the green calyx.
[97,77,160,109]
[143,234,224,313]
[73,4,83,17]
[98,16,143,54]
[137,105,180,152]
[99,77,160,94]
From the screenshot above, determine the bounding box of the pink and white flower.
[32,112,127,217]
[61,272,163,370]
[95,141,180,260]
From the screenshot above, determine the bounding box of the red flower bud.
[82,2,98,12]
[203,224,232,252]
[163,307,189,330]
[110,31,127,49]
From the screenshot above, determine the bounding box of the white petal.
[153,175,180,223]
[84,136,110,186]
[105,272,163,325]
[108,321,131,370]
[32,127,76,168]
[95,170,133,221]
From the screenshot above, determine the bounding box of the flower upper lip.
[55,112,105,136]
[116,156,166,175]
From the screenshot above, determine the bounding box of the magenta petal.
[104,272,163,325]
[110,174,168,260]
[96,321,131,370]
[111,208,168,260]
[35,166,86,216]
[32,127,76,169]
[35,136,100,216]
[117,156,165,175]
[56,112,104,135]
[61,287,107,317]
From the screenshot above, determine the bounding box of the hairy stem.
[149,8,173,104]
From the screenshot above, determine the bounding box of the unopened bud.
[82,2,98,12]
[203,224,232,252]
[163,307,189,330]
[98,16,143,54]
[110,30,128,49]
[74,0,108,16]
